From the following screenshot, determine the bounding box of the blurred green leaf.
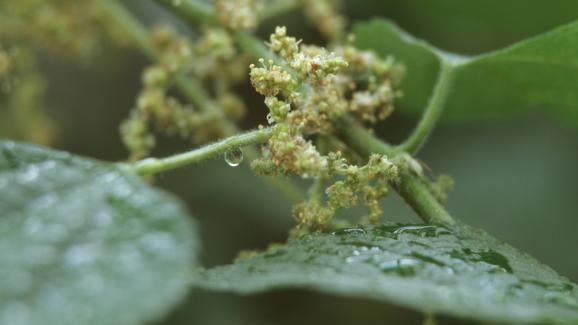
[0,141,198,325]
[345,0,578,54]
[199,223,578,323]
[353,19,578,122]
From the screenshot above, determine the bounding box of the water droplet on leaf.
[393,225,452,238]
[224,148,243,167]
[380,258,420,276]
[332,228,367,236]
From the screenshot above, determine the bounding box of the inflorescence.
[120,25,248,160]
[250,26,406,232]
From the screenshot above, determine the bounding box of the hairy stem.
[132,128,272,175]
[394,62,457,154]
[338,117,455,225]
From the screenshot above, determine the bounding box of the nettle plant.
[1,0,578,324]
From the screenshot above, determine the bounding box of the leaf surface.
[199,223,578,323]
[0,141,198,325]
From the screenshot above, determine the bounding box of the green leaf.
[0,141,198,325]
[199,223,578,323]
[353,19,578,122]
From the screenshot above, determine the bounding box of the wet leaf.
[353,19,578,123]
[0,141,198,325]
[199,223,578,323]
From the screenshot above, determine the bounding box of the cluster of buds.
[191,28,249,94]
[121,25,247,160]
[336,45,404,122]
[251,124,328,178]
[216,0,263,30]
[250,58,296,97]
[293,153,399,232]
[326,154,399,223]
[250,27,405,230]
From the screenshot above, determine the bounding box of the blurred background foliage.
[1,0,578,323]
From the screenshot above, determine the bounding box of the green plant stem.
[98,0,156,57]
[132,128,272,175]
[393,62,457,154]
[338,117,455,225]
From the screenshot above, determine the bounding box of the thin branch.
[393,62,457,155]
[98,0,156,58]
[132,128,272,175]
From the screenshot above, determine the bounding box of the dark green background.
[3,0,578,323]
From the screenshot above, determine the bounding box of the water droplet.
[224,148,243,167]
[379,258,420,276]
[393,225,452,238]
[332,228,366,236]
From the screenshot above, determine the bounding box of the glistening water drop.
[224,147,243,167]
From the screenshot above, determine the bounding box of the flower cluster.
[293,152,399,232]
[250,27,404,230]
[120,25,248,160]
[216,0,263,30]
